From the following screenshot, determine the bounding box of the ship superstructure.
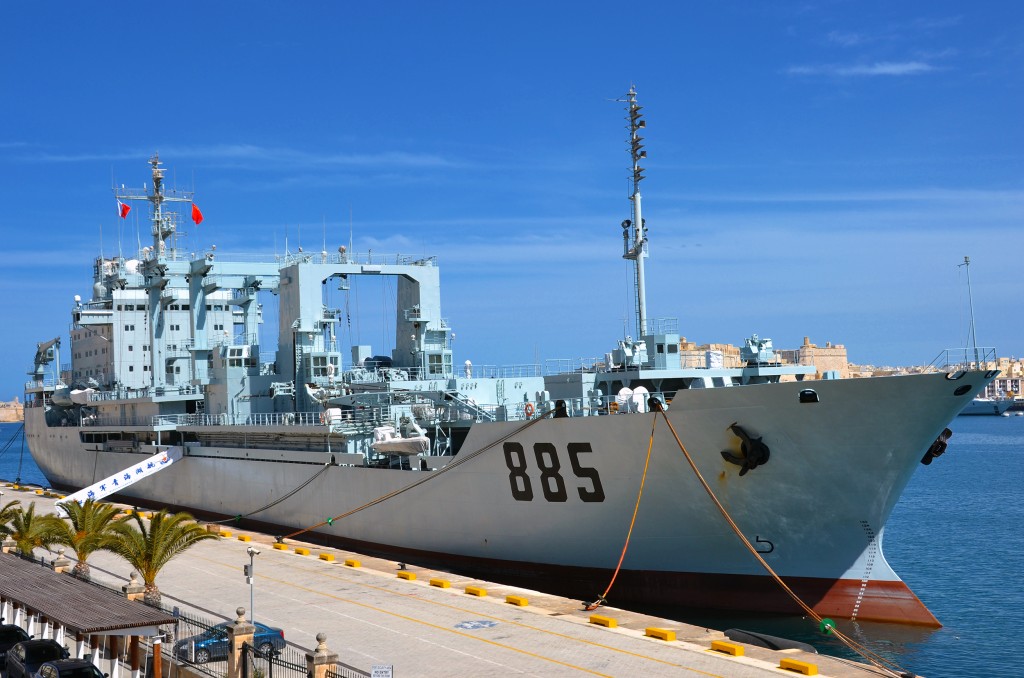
[24,93,1000,627]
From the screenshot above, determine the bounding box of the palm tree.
[6,502,63,556]
[0,498,22,540]
[51,498,124,580]
[106,509,216,606]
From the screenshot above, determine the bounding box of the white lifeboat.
[370,424,430,456]
[70,388,95,405]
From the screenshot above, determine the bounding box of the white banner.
[57,446,183,515]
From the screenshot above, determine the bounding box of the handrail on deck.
[930,347,998,371]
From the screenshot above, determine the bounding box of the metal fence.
[159,606,229,677]
[242,641,309,678]
[325,665,371,678]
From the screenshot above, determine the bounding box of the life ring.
[609,401,619,413]
[326,363,336,377]
[524,403,535,417]
[319,411,328,425]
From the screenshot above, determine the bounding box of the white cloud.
[788,61,935,77]
[841,61,935,76]
[912,16,962,32]
[20,144,460,170]
[826,30,866,47]
[666,188,1024,205]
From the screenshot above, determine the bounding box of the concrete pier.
[4,484,889,677]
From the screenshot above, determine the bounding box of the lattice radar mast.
[114,153,194,259]
[620,86,648,337]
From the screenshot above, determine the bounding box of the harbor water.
[0,422,45,487]
[2,418,1020,676]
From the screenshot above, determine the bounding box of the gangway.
[57,446,184,515]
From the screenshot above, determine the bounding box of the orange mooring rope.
[584,413,659,611]
[656,408,914,678]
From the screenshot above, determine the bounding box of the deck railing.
[930,347,999,371]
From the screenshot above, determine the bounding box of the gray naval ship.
[25,89,998,626]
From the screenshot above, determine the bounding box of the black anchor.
[720,422,770,476]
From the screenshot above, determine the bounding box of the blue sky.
[1,1,1022,399]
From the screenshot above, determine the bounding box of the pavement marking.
[275,556,717,672]
[248,568,615,677]
[262,597,532,675]
[187,549,727,677]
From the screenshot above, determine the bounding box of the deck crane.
[30,337,61,384]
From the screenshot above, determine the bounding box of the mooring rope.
[279,408,554,541]
[16,423,26,484]
[0,423,22,452]
[657,407,916,678]
[584,413,659,611]
[0,423,26,485]
[0,423,24,458]
[209,460,334,524]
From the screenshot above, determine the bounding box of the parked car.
[173,622,285,664]
[34,659,106,678]
[0,624,31,663]
[5,640,70,678]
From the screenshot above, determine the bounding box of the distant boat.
[958,397,1014,416]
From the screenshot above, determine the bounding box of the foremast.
[113,153,197,391]
[115,153,194,260]
[621,86,648,336]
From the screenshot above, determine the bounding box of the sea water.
[0,422,46,487]
[2,418,1020,675]
[878,415,1024,676]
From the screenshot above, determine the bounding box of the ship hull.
[26,372,987,626]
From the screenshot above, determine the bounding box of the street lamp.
[245,547,260,624]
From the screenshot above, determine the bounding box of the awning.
[0,552,176,636]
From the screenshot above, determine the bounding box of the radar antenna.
[114,153,194,260]
[620,86,648,337]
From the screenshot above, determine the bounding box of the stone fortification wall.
[0,398,23,423]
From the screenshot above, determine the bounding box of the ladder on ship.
[442,390,496,422]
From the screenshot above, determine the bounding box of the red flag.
[191,203,204,225]
[117,200,131,219]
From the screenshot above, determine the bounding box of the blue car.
[173,622,285,664]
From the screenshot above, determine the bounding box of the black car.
[5,640,70,678]
[35,658,106,678]
[0,624,31,663]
